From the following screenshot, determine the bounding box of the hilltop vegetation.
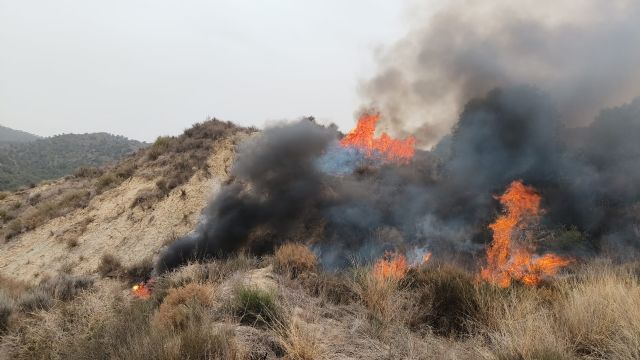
[0,132,146,191]
[0,125,40,144]
[0,119,250,243]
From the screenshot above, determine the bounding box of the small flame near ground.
[481,180,573,288]
[341,113,416,164]
[131,280,153,299]
[373,250,432,281]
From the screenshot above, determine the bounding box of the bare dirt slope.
[0,128,249,283]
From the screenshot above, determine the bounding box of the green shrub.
[73,166,103,178]
[234,286,281,326]
[147,136,173,161]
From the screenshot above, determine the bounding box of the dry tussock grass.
[1,257,639,359]
[556,265,640,359]
[274,313,327,360]
[351,266,406,326]
[274,243,317,278]
[153,283,213,330]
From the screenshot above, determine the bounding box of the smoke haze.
[361,0,640,147]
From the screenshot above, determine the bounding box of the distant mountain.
[0,124,41,143]
[0,132,147,190]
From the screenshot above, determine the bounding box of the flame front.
[480,180,573,287]
[373,251,408,281]
[341,113,416,164]
[373,250,431,281]
[132,282,151,299]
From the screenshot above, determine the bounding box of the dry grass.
[153,283,213,330]
[556,265,640,359]
[404,265,480,336]
[274,312,327,360]
[97,253,123,278]
[0,291,14,333]
[1,257,639,359]
[351,265,405,325]
[274,243,317,278]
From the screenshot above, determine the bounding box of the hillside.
[0,125,40,143]
[0,119,252,280]
[0,119,638,359]
[0,132,147,191]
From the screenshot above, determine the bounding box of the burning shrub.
[97,253,123,278]
[153,283,212,330]
[233,286,281,326]
[406,265,480,337]
[273,243,317,278]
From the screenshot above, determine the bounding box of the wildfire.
[480,180,573,287]
[132,281,152,299]
[341,113,416,164]
[373,250,432,281]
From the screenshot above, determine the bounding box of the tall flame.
[341,114,416,164]
[481,180,573,287]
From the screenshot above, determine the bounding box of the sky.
[0,0,428,142]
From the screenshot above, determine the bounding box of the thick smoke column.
[157,1,640,274]
[362,0,640,147]
[156,120,336,273]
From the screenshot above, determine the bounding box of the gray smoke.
[362,0,640,147]
[156,1,640,274]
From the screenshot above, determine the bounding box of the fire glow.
[132,282,151,299]
[481,180,573,288]
[340,113,416,164]
[373,250,431,281]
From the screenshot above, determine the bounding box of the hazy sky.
[0,0,426,142]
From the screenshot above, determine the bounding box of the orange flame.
[341,113,416,164]
[132,282,151,299]
[480,180,573,287]
[373,250,432,281]
[373,251,408,281]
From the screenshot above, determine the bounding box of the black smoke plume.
[157,1,640,273]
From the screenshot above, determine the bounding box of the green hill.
[0,132,147,190]
[0,124,40,143]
